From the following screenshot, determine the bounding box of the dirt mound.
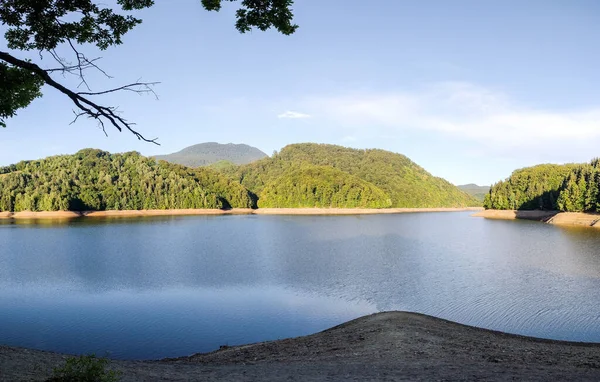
[3,312,600,381]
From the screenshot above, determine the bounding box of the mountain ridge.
[0,143,480,211]
[457,184,490,202]
[216,143,480,208]
[154,142,268,167]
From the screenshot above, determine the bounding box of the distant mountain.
[217,143,480,208]
[458,184,490,202]
[154,142,268,167]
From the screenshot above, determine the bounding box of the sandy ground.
[2,312,600,381]
[547,212,600,227]
[0,207,483,220]
[0,211,83,219]
[252,207,483,215]
[473,209,600,227]
[471,209,557,221]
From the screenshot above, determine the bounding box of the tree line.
[0,144,481,212]
[483,160,600,212]
[0,149,255,212]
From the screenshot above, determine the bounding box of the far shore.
[473,209,600,227]
[0,207,483,220]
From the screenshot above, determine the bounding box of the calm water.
[1,212,600,360]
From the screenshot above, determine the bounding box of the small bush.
[47,354,121,382]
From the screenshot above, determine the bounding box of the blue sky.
[2,0,600,185]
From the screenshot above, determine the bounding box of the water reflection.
[0,286,375,359]
[1,212,600,359]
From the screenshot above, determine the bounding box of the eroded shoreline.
[0,207,483,220]
[2,311,600,381]
[472,209,600,227]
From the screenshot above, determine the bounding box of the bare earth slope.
[2,312,600,381]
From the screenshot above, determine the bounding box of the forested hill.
[458,184,490,202]
[217,143,479,208]
[153,142,268,167]
[0,149,255,212]
[483,161,600,211]
[259,165,393,208]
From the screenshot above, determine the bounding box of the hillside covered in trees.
[0,144,481,212]
[483,160,600,212]
[217,143,479,208]
[259,165,392,208]
[154,142,268,167]
[0,149,255,212]
[458,184,490,202]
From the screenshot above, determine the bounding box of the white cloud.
[277,110,311,119]
[304,82,600,146]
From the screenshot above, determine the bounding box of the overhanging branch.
[0,50,159,144]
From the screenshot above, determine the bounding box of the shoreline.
[472,209,600,227]
[2,311,600,381]
[0,207,483,220]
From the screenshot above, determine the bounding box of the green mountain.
[154,142,268,167]
[217,143,479,208]
[259,164,392,208]
[0,149,256,212]
[458,184,490,202]
[0,144,481,212]
[483,162,589,211]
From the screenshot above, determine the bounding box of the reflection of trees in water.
[3,214,600,343]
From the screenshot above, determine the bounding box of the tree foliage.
[258,164,392,208]
[217,143,480,208]
[0,62,43,127]
[0,148,255,212]
[483,161,600,212]
[48,354,121,382]
[0,0,296,140]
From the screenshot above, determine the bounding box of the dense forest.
[218,143,479,208]
[0,149,255,212]
[259,165,392,208]
[154,142,267,167]
[0,144,480,212]
[483,160,600,212]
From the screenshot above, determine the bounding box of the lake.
[1,212,600,360]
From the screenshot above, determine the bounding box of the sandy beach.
[0,207,483,220]
[473,210,600,227]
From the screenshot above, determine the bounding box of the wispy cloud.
[304,82,600,148]
[277,110,311,119]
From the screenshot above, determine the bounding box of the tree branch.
[45,57,102,73]
[77,81,159,98]
[0,51,159,144]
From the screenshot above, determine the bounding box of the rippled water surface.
[1,212,600,359]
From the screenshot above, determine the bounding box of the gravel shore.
[2,311,600,381]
